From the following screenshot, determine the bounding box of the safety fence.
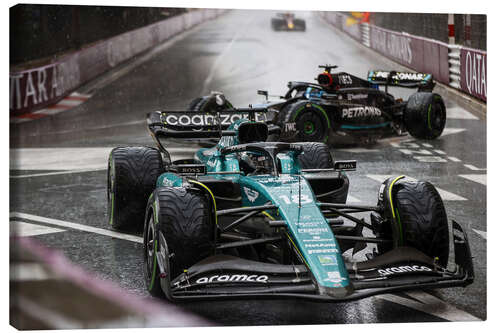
[9,8,228,116]
[319,12,487,103]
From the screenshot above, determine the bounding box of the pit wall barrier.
[9,8,228,116]
[319,12,487,103]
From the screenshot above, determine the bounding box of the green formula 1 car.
[107,106,473,302]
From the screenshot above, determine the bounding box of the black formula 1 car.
[271,13,306,31]
[197,65,446,145]
[107,105,473,302]
[260,65,447,144]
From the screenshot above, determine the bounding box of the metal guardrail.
[325,13,486,103]
[448,44,462,90]
[361,23,370,48]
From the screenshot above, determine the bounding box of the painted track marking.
[10,212,142,244]
[459,174,487,186]
[447,107,479,120]
[472,229,486,239]
[10,220,65,237]
[377,291,480,321]
[464,164,487,171]
[347,195,361,203]
[10,147,200,171]
[10,168,107,179]
[366,174,467,201]
[441,128,467,136]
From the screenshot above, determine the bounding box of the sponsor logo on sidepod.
[378,265,433,276]
[342,106,382,119]
[196,274,269,284]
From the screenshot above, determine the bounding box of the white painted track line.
[447,107,479,120]
[10,212,142,244]
[10,147,200,171]
[10,168,107,179]
[459,174,487,186]
[377,291,480,321]
[366,175,467,201]
[464,164,487,171]
[347,195,361,203]
[472,229,486,239]
[441,128,467,136]
[10,220,65,237]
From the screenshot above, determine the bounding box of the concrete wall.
[9,9,228,116]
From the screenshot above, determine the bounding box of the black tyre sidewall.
[391,180,450,266]
[147,187,214,281]
[282,101,330,143]
[404,92,446,140]
[108,147,164,232]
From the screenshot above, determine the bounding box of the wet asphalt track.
[10,10,486,325]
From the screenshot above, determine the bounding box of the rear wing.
[147,109,268,137]
[147,109,273,161]
[367,70,435,91]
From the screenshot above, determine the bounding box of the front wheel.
[378,177,449,267]
[143,187,214,298]
[404,92,446,140]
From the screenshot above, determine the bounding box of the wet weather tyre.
[297,142,333,169]
[188,95,233,112]
[297,143,349,204]
[281,101,330,142]
[390,179,449,266]
[107,147,164,232]
[188,95,234,147]
[143,187,214,297]
[404,92,446,140]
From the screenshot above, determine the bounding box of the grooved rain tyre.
[404,92,446,140]
[107,147,164,232]
[393,180,450,266]
[188,95,234,147]
[281,101,330,142]
[297,142,333,169]
[297,142,348,204]
[144,187,214,293]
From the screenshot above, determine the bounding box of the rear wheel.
[297,142,349,204]
[281,101,330,142]
[143,187,214,298]
[378,178,449,266]
[188,95,233,113]
[187,95,234,147]
[404,92,446,139]
[107,147,164,232]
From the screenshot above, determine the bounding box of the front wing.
[154,221,473,302]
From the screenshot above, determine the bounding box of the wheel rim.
[304,120,315,135]
[146,216,155,272]
[297,110,326,141]
[107,158,115,224]
[429,102,445,131]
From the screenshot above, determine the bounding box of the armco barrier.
[9,9,228,116]
[319,12,486,103]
